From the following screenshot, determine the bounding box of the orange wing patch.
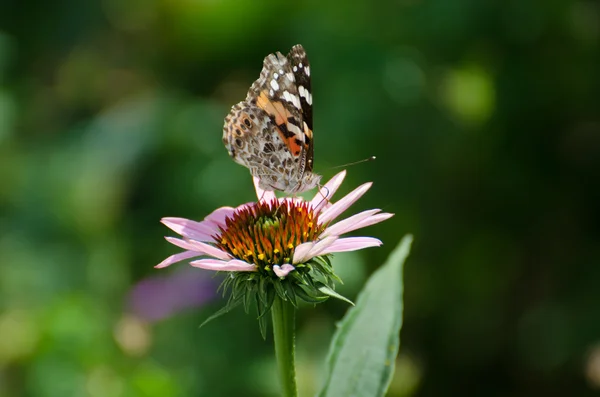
[256,91,303,156]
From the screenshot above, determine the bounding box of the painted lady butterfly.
[223,45,321,194]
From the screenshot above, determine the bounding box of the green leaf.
[317,235,413,397]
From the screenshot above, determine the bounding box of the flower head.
[156,171,393,327]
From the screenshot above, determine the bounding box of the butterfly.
[223,44,321,194]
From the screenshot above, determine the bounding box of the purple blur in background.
[127,267,219,322]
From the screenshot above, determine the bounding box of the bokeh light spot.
[114,315,152,357]
[441,65,495,126]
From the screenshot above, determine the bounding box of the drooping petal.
[161,217,218,242]
[190,258,257,272]
[292,241,315,264]
[273,264,295,278]
[165,237,231,260]
[321,209,381,237]
[319,182,373,225]
[155,250,200,269]
[293,236,338,263]
[203,206,236,228]
[318,237,382,255]
[253,176,277,203]
[311,170,347,213]
[306,236,339,258]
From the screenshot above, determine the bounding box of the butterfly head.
[293,172,321,194]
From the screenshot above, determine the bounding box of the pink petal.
[155,250,199,269]
[347,212,394,232]
[311,170,347,213]
[203,206,235,228]
[318,237,382,255]
[319,182,373,225]
[307,236,339,258]
[253,176,277,202]
[322,209,381,237]
[164,237,197,251]
[292,241,315,264]
[190,258,257,272]
[273,264,295,278]
[234,202,257,213]
[165,237,231,260]
[161,217,218,242]
[292,236,330,263]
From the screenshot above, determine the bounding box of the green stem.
[271,297,297,397]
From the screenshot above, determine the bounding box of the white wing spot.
[298,63,303,68]
[293,66,298,72]
[299,86,312,105]
[270,79,279,91]
[305,66,310,76]
[269,89,274,96]
[279,69,284,75]
[273,73,279,79]
[283,90,301,109]
[288,123,303,135]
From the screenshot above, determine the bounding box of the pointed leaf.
[318,235,412,397]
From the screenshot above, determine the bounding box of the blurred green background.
[1,0,599,396]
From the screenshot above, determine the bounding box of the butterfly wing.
[246,49,308,162]
[223,103,291,183]
[286,45,314,172]
[222,45,319,193]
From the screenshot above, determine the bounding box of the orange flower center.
[215,200,325,272]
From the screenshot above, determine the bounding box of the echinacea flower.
[156,170,393,331]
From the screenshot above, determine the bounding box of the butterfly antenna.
[314,185,331,209]
[329,156,376,170]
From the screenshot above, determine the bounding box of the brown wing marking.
[256,91,303,157]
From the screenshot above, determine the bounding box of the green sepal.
[198,298,243,329]
[316,283,354,306]
[295,284,330,303]
[256,285,276,319]
[258,311,269,340]
[284,280,298,307]
[265,282,276,310]
[273,278,287,300]
[256,293,270,340]
[232,275,246,300]
[243,280,257,313]
[205,254,346,333]
[257,276,269,305]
